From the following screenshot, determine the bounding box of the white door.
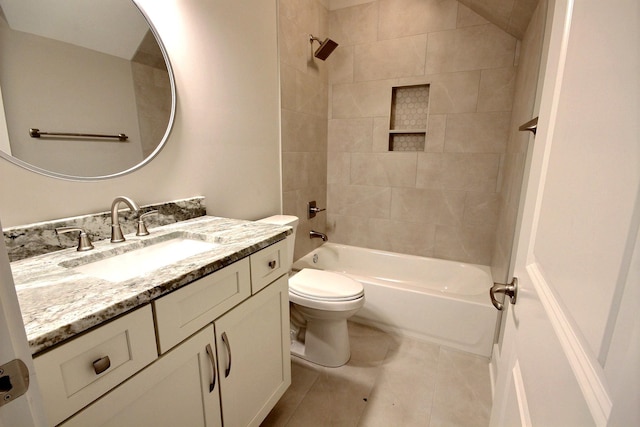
[490,0,639,426]
[0,218,47,427]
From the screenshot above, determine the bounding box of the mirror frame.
[0,1,176,182]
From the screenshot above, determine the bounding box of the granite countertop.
[11,216,291,355]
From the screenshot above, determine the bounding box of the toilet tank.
[257,215,298,268]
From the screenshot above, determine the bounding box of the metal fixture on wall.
[29,128,129,141]
[309,230,328,241]
[309,34,338,60]
[307,201,326,219]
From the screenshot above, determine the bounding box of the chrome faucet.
[309,230,328,241]
[110,196,140,243]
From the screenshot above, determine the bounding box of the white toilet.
[258,215,364,367]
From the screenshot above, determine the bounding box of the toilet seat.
[289,268,364,302]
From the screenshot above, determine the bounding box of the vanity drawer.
[34,305,157,427]
[154,257,251,353]
[250,239,288,294]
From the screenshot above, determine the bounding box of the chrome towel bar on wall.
[29,128,128,141]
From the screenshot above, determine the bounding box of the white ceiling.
[0,0,149,59]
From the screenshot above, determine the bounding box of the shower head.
[309,35,339,60]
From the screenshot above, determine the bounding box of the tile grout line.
[282,357,323,427]
[353,340,395,426]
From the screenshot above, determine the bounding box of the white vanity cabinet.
[215,274,290,426]
[40,239,291,427]
[154,257,252,354]
[33,305,158,426]
[249,239,288,293]
[61,326,222,427]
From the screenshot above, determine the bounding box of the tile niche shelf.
[389,84,430,152]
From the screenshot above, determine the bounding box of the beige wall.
[279,0,330,260]
[0,0,282,227]
[0,17,144,177]
[326,0,517,265]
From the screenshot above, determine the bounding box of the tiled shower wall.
[131,32,172,159]
[491,0,547,283]
[326,0,518,265]
[279,0,330,260]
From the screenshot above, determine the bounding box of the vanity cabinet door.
[215,275,290,427]
[249,239,288,294]
[61,326,222,427]
[154,257,251,353]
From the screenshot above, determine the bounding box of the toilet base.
[290,317,352,367]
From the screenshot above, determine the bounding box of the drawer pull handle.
[222,332,232,378]
[92,356,111,375]
[205,344,216,393]
[268,260,277,269]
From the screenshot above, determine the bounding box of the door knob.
[490,278,518,311]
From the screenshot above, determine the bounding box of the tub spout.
[310,230,328,241]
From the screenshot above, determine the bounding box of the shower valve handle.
[308,201,326,219]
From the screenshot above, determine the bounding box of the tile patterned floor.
[262,322,492,427]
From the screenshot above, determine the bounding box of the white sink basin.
[73,237,219,282]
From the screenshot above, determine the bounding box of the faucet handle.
[56,226,95,251]
[136,210,158,236]
[308,201,326,219]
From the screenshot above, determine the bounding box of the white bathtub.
[292,243,498,358]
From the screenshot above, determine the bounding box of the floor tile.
[428,348,492,427]
[262,322,492,427]
[358,338,440,426]
[261,359,321,426]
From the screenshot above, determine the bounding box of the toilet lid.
[289,268,364,301]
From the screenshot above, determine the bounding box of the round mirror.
[0,0,175,181]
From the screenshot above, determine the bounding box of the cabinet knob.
[92,356,111,375]
[268,260,277,269]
